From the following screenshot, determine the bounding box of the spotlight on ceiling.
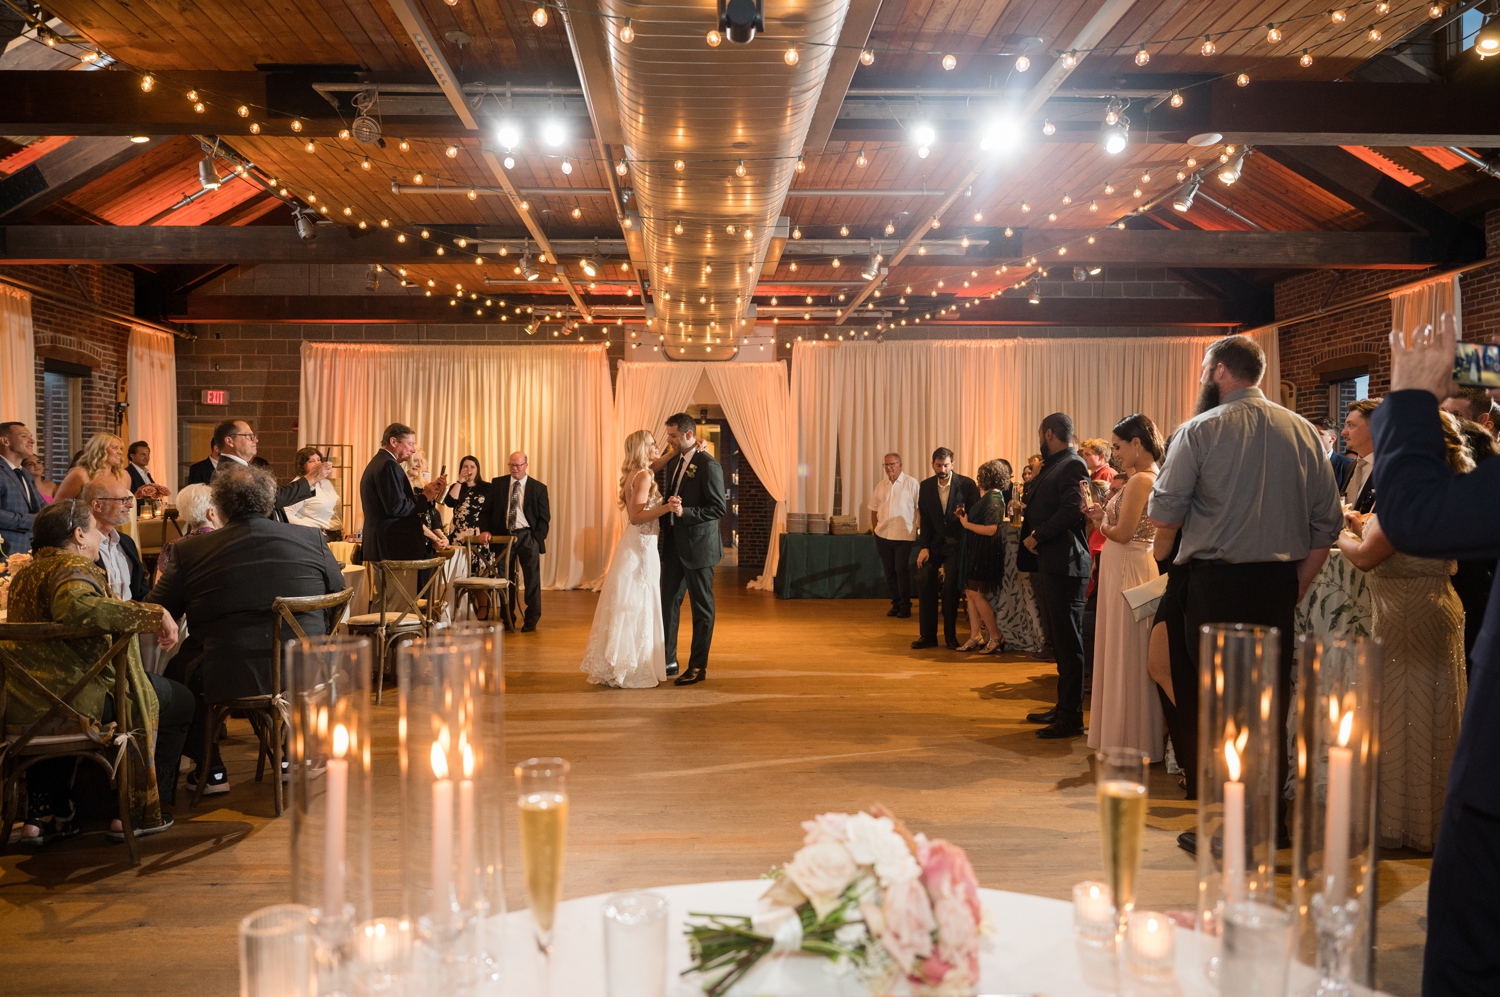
[1100,119,1129,155]
[979,115,1023,154]
[911,123,935,159]
[1088,266,1103,276]
[294,210,318,241]
[198,156,222,190]
[1477,16,1500,57]
[129,134,150,144]
[1073,266,1087,282]
[541,119,566,147]
[1028,283,1041,304]
[1173,180,1201,211]
[860,252,881,281]
[717,0,764,43]
[581,240,603,278]
[1218,150,1248,185]
[521,255,541,281]
[495,120,522,149]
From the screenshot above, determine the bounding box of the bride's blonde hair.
[619,430,661,508]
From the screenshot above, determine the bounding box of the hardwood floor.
[0,570,1428,994]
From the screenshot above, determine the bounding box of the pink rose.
[919,838,982,927]
[918,839,983,983]
[785,839,857,919]
[876,875,935,973]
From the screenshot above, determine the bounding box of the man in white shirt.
[85,476,147,602]
[479,452,551,632]
[1341,399,1378,514]
[0,421,40,553]
[869,452,919,618]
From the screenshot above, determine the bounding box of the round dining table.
[495,880,1386,997]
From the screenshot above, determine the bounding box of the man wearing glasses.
[869,452,919,619]
[85,476,149,602]
[478,452,550,633]
[210,419,331,515]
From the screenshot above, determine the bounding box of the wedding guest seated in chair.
[4,499,189,844]
[148,466,346,797]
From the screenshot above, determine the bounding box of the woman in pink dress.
[1085,414,1165,761]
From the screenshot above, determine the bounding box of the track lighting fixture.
[198,156,222,190]
[294,210,317,241]
[1173,181,1200,212]
[717,0,764,43]
[1218,149,1248,185]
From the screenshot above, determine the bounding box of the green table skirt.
[774,533,895,599]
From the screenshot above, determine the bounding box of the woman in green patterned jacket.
[4,499,188,844]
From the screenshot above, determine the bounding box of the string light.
[338,129,350,140]
[1062,51,1077,68]
[561,157,573,174]
[839,225,849,237]
[1134,45,1150,66]
[362,156,371,170]
[1201,35,1216,56]
[1430,4,1444,17]
[291,119,303,132]
[1237,72,1250,86]
[305,139,316,152]
[707,29,722,46]
[784,46,799,65]
[619,18,634,43]
[1266,23,1282,43]
[532,4,548,26]
[398,139,410,152]
[1367,25,1381,41]
[1170,90,1184,108]
[736,159,747,176]
[1042,118,1056,136]
[446,145,458,158]
[141,74,154,92]
[1062,192,1072,205]
[860,48,874,65]
[616,158,628,176]
[856,149,868,168]
[885,220,895,235]
[1300,49,1314,67]
[795,155,806,173]
[1331,8,1347,23]
[1015,54,1030,71]
[674,159,685,171]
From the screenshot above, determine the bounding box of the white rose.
[785,839,858,920]
[800,811,852,845]
[844,813,920,885]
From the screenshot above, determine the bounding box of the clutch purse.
[1122,572,1169,623]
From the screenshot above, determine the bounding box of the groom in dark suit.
[660,413,726,686]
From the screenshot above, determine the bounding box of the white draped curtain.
[1390,274,1461,340]
[0,285,36,428]
[299,342,615,590]
[127,328,178,496]
[792,331,1283,530]
[613,361,793,589]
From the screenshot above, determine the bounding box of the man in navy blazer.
[911,447,979,651]
[1315,418,1355,488]
[1373,324,1500,994]
[0,421,41,553]
[359,422,446,563]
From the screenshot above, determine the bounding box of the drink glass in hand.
[1096,748,1150,941]
[515,757,570,954]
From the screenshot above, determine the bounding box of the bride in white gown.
[580,430,679,688]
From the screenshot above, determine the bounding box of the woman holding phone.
[1084,414,1165,761]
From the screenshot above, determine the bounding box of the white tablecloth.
[495,880,1383,997]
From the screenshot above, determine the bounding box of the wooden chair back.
[367,555,450,633]
[270,589,357,696]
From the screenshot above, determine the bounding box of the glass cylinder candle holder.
[398,634,504,996]
[288,636,374,997]
[1071,881,1115,948]
[1195,624,1283,947]
[1291,635,1383,995]
[240,904,315,997]
[353,917,413,997]
[1125,909,1175,980]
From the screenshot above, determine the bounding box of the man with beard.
[912,448,979,650]
[1149,335,1340,848]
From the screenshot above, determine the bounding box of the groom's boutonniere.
[685,464,698,479]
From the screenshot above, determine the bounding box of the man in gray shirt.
[1149,335,1341,848]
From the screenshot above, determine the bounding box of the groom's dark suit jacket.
[661,450,726,568]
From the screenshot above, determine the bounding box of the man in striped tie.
[479,452,551,632]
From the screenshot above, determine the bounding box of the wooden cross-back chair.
[451,536,515,630]
[343,554,451,703]
[190,589,354,815]
[0,620,160,866]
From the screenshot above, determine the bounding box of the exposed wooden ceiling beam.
[0,136,165,222]
[802,0,884,153]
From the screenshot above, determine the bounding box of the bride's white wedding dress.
[580,482,668,688]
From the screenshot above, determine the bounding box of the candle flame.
[462,741,475,779]
[430,741,449,780]
[332,723,349,758]
[1260,686,1273,721]
[1328,694,1339,725]
[437,724,452,753]
[1337,709,1354,747]
[1224,738,1242,782]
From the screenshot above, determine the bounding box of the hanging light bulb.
[532,4,548,26]
[1170,90,1184,108]
[1237,72,1250,86]
[141,74,154,92]
[795,154,806,173]
[735,159,747,177]
[1105,183,1116,194]
[1020,201,1030,213]
[1063,50,1077,68]
[398,139,410,152]
[1088,200,1098,212]
[674,159,685,171]
[570,205,581,218]
[1376,1,1390,12]
[362,156,371,170]
[792,227,802,239]
[1132,186,1143,197]
[1043,118,1056,136]
[973,210,983,221]
[504,154,515,169]
[305,139,317,153]
[615,158,628,177]
[839,224,849,237]
[1201,35,1216,56]
[1003,227,1013,237]
[1015,54,1030,71]
[1430,3,1444,18]
[860,48,874,66]
[1367,25,1382,42]
[1331,8,1347,23]
[1267,23,1282,43]
[885,220,895,235]
[674,220,684,235]
[1300,49,1314,67]
[291,119,303,132]
[446,144,458,158]
[939,52,957,70]
[618,18,634,43]
[1176,170,1186,181]
[856,149,868,168]
[784,46,799,65]
[706,29,721,46]
[1187,157,1198,167]
[1134,45,1150,66]
[1047,212,1057,222]
[561,157,573,175]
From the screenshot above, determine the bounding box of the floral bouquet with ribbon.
[684,807,990,997]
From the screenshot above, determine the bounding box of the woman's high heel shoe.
[956,636,986,652]
[980,637,1006,654]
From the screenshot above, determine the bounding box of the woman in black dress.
[444,455,489,544]
[957,459,1011,653]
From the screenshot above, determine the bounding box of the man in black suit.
[911,447,980,650]
[186,428,223,486]
[479,451,551,633]
[149,465,346,796]
[210,418,328,516]
[1373,322,1500,995]
[657,414,726,685]
[127,441,170,512]
[1315,418,1355,489]
[0,420,41,554]
[85,476,149,601]
[361,420,446,567]
[1340,399,1378,514]
[1021,413,1092,739]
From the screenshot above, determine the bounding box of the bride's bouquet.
[684,807,990,997]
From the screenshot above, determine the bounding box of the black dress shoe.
[1025,708,1058,725]
[911,638,938,649]
[1037,720,1085,739]
[521,623,537,633]
[886,607,900,617]
[665,661,680,678]
[896,609,912,619]
[1177,831,1197,855]
[673,667,706,686]
[945,637,960,650]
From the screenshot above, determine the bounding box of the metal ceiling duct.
[599,0,851,343]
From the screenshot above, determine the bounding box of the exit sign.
[201,389,230,405]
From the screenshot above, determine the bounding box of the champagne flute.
[1097,747,1150,943]
[515,757,570,956]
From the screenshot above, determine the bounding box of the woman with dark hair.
[1084,413,1165,761]
[444,455,489,543]
[956,459,1011,653]
[4,499,191,844]
[283,446,342,537]
[1336,409,1471,852]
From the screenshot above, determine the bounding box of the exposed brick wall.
[175,323,625,486]
[737,456,772,579]
[1275,209,1500,422]
[0,265,133,478]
